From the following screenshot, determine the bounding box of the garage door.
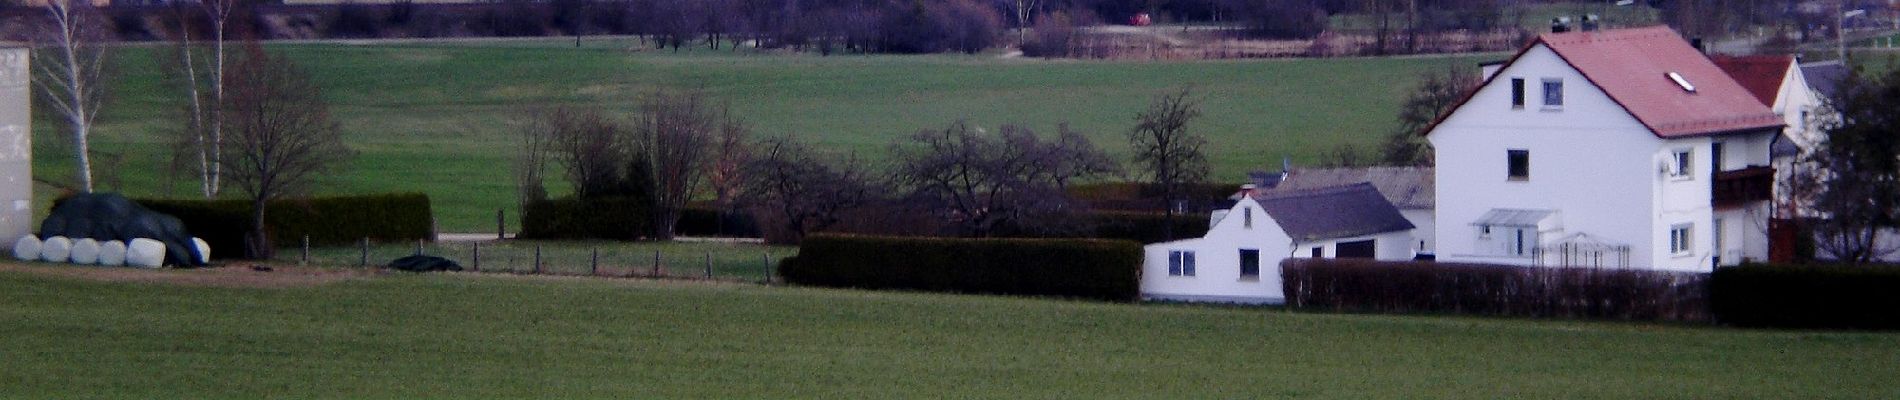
[1336,240,1375,259]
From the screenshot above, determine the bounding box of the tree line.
[514,88,1210,244]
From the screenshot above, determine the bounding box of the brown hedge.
[779,234,1143,301]
[1282,258,1710,322]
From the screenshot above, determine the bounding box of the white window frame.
[1541,78,1564,109]
[1669,224,1693,256]
[1168,250,1196,277]
[1669,149,1694,180]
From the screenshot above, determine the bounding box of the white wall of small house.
[1401,208,1435,255]
[1141,198,1417,304]
[1429,43,1770,272]
[1141,197,1293,304]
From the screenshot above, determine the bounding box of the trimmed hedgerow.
[1083,211,1211,244]
[518,196,651,240]
[140,193,435,257]
[779,234,1142,302]
[675,206,761,238]
[1712,263,1900,329]
[1282,258,1710,322]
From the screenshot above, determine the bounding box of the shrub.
[1282,258,1710,322]
[1712,264,1900,329]
[675,206,761,238]
[141,193,434,258]
[780,234,1142,301]
[1083,211,1210,244]
[518,196,651,240]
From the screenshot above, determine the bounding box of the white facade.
[1431,44,1776,272]
[0,46,30,247]
[1141,197,1414,304]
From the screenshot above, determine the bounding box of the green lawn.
[1,265,1897,398]
[37,39,1494,230]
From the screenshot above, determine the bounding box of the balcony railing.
[1713,165,1774,208]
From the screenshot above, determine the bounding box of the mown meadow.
[36,39,1493,230]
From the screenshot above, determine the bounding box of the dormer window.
[1667,72,1696,93]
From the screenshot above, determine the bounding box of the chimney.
[1239,183,1258,198]
[1551,17,1571,33]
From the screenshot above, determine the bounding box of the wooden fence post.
[651,250,661,277]
[359,237,369,267]
[590,247,599,276]
[762,252,770,284]
[497,208,506,240]
[300,235,310,266]
[533,245,542,274]
[472,242,481,272]
[704,252,712,279]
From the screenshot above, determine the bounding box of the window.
[1799,110,1810,132]
[1510,78,1526,108]
[1310,247,1322,258]
[1507,149,1529,181]
[1242,207,1253,229]
[1514,229,1527,256]
[1542,79,1563,107]
[1669,224,1693,256]
[1670,149,1693,179]
[1479,225,1492,238]
[1711,142,1724,172]
[1168,250,1196,277]
[1239,249,1260,278]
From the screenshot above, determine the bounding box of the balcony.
[1712,165,1774,208]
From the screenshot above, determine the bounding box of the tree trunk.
[249,197,273,259]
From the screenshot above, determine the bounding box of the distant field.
[0,265,1897,398]
[36,38,1494,230]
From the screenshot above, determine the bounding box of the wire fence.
[279,238,789,283]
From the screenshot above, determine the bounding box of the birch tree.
[31,0,111,193]
[167,0,238,198]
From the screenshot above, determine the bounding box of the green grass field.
[0,265,1896,398]
[34,39,1494,230]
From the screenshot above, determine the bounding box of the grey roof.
[1801,60,1850,100]
[1771,132,1802,158]
[1262,167,1434,209]
[1252,183,1415,241]
[1470,208,1557,227]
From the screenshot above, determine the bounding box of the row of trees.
[29,0,350,259]
[515,88,1209,243]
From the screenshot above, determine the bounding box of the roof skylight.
[1667,72,1696,93]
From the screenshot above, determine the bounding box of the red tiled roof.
[1425,26,1783,139]
[1539,26,1783,137]
[1711,55,1795,106]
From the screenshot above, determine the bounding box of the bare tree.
[544,107,633,198]
[164,0,239,198]
[1380,65,1475,166]
[633,90,725,240]
[511,108,560,210]
[1808,66,1900,263]
[1127,87,1207,240]
[1010,0,1043,46]
[31,0,111,193]
[744,135,879,243]
[219,46,353,259]
[895,121,1118,236]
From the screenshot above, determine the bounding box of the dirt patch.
[0,262,377,289]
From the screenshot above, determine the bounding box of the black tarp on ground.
[387,255,462,272]
[41,193,207,267]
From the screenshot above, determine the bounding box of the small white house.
[1142,183,1416,304]
[1259,167,1435,255]
[1428,26,1783,271]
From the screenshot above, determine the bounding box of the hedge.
[140,193,434,257]
[1282,258,1710,322]
[519,197,651,240]
[1712,264,1900,329]
[1083,211,1211,244]
[779,234,1143,301]
[675,206,761,238]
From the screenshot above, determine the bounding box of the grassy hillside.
[0,265,1896,398]
[39,39,1494,230]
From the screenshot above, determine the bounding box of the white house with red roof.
[1426,26,1782,271]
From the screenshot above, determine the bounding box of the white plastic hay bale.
[68,238,100,264]
[40,236,71,263]
[98,240,126,266]
[126,238,166,268]
[191,237,210,264]
[12,235,40,261]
